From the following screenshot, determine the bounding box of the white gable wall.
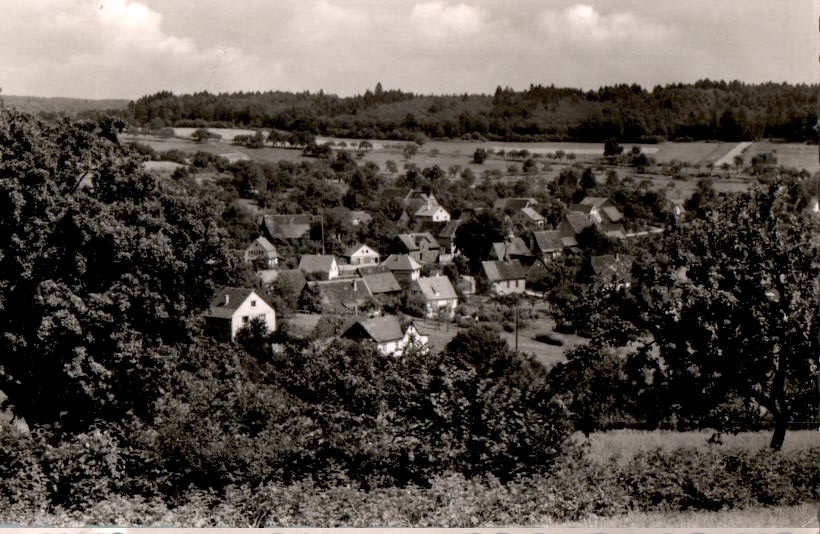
[229,292,276,340]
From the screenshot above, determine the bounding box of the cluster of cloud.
[0,0,814,99]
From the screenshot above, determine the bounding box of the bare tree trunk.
[769,412,787,450]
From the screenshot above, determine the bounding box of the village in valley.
[1,1,819,525]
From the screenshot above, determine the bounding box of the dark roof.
[580,196,610,208]
[316,279,373,310]
[490,237,531,259]
[601,206,623,223]
[341,315,404,343]
[298,255,337,274]
[382,254,422,272]
[395,232,440,251]
[531,230,564,253]
[414,202,448,218]
[564,213,593,234]
[494,198,537,211]
[439,218,463,239]
[205,287,258,319]
[482,260,528,282]
[518,206,544,222]
[362,271,402,294]
[411,275,458,301]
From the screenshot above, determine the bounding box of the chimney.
[353,278,358,291]
[224,294,230,305]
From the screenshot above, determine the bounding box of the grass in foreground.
[558,503,819,528]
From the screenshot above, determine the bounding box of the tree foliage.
[0,106,236,429]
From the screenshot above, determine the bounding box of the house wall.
[425,298,457,319]
[229,294,276,340]
[491,279,526,296]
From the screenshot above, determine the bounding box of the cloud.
[283,0,370,46]
[537,4,670,49]
[409,2,488,41]
[0,0,270,98]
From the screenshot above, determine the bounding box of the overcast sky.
[1,0,818,99]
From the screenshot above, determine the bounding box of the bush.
[533,333,564,346]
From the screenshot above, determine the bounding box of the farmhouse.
[340,315,429,356]
[409,275,458,320]
[481,259,528,296]
[204,287,276,341]
[558,212,593,238]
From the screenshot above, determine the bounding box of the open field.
[747,140,820,173]
[124,132,820,176]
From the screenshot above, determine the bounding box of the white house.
[414,201,451,224]
[342,243,380,266]
[341,315,429,356]
[205,287,276,341]
[481,259,527,296]
[409,275,458,320]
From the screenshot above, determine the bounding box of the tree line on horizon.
[111,80,820,143]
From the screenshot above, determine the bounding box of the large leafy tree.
[563,180,819,449]
[0,106,236,430]
[454,210,506,273]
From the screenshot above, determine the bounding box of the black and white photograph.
[0,0,819,528]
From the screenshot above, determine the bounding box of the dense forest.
[116,80,819,143]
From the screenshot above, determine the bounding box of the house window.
[251,300,256,307]
[242,316,249,323]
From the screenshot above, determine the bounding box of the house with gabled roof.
[413,200,451,224]
[204,287,276,341]
[298,254,339,280]
[409,275,458,320]
[340,315,428,356]
[513,206,545,229]
[392,232,441,264]
[493,197,538,212]
[361,271,402,305]
[481,259,528,296]
[569,197,623,226]
[313,278,375,313]
[530,230,565,261]
[488,237,533,264]
[342,243,380,266]
[382,254,422,286]
[438,218,462,258]
[559,212,594,239]
[244,236,279,268]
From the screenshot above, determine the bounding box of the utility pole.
[320,211,325,255]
